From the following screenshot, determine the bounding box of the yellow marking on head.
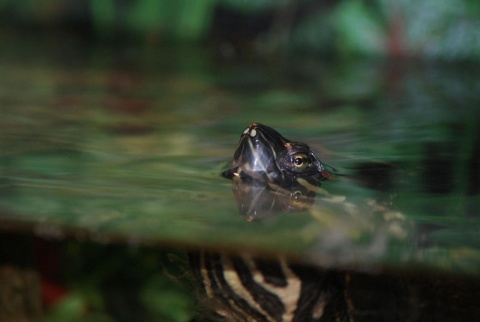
[296,178,323,193]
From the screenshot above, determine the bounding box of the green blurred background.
[1,0,480,60]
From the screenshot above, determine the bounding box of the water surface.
[1,36,480,277]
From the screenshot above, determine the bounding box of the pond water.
[1,35,480,280]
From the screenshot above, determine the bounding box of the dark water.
[1,35,480,320]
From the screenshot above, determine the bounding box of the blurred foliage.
[44,241,195,322]
[0,0,479,60]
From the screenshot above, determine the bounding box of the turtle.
[221,123,333,187]
[187,123,480,322]
[221,123,333,222]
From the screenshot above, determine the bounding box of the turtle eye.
[291,153,311,171]
[292,190,303,203]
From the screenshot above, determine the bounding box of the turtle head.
[222,123,330,186]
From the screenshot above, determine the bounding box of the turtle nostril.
[243,125,258,138]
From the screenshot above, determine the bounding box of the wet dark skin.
[222,123,333,188]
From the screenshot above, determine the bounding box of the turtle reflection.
[230,178,316,221]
